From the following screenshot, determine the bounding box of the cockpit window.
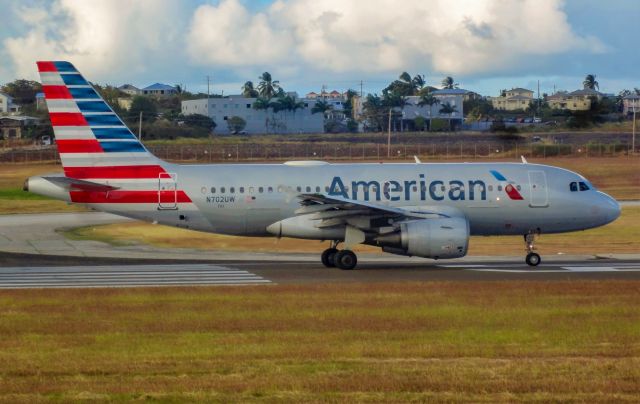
[579,181,590,191]
[569,182,578,192]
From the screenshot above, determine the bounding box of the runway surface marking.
[0,264,272,289]
[441,263,640,273]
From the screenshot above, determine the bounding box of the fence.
[0,142,636,164]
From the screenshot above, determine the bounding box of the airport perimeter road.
[1,254,640,288]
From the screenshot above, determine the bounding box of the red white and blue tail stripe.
[37,61,159,172]
[37,61,192,207]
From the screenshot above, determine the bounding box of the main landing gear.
[524,231,541,266]
[321,242,358,270]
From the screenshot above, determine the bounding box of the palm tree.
[583,74,599,90]
[441,76,458,90]
[439,102,458,131]
[241,81,259,97]
[412,74,426,92]
[311,100,332,117]
[257,72,281,99]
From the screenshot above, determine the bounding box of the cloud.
[186,0,607,75]
[2,0,184,81]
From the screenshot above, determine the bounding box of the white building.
[118,84,140,96]
[0,92,20,114]
[182,96,324,134]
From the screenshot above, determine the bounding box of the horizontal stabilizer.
[43,176,120,192]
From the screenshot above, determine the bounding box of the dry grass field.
[0,281,639,402]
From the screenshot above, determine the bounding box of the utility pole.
[360,80,363,98]
[387,108,392,158]
[633,99,637,155]
[537,79,541,118]
[138,111,142,140]
[206,75,210,99]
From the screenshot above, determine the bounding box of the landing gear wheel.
[321,248,338,268]
[526,252,541,266]
[334,250,358,270]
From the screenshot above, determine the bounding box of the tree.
[227,116,247,134]
[418,92,440,108]
[252,97,270,111]
[129,96,158,123]
[439,102,458,131]
[241,81,259,98]
[185,113,215,131]
[343,89,358,119]
[441,76,458,89]
[361,94,385,131]
[583,74,599,90]
[257,72,281,99]
[311,100,332,116]
[1,79,42,105]
[412,74,426,92]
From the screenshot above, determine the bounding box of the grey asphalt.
[1,212,639,288]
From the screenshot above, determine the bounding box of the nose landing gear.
[524,231,541,266]
[321,241,358,270]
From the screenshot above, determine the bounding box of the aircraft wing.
[296,193,451,230]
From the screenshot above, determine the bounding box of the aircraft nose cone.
[599,192,621,224]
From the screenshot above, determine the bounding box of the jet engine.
[377,217,469,259]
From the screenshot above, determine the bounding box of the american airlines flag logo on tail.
[37,61,191,205]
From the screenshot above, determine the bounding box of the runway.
[1,254,639,288]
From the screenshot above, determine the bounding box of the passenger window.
[441,185,445,192]
[279,186,284,193]
[306,186,311,192]
[221,187,225,193]
[579,181,589,191]
[239,187,244,194]
[259,187,264,193]
[268,186,273,193]
[488,185,493,191]
[249,187,254,193]
[570,182,578,192]
[412,186,417,192]
[211,187,216,193]
[516,185,521,191]
[325,186,329,192]
[230,187,235,193]
[315,186,320,193]
[497,185,503,191]
[297,186,302,192]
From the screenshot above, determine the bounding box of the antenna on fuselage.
[414,155,422,164]
[521,155,528,164]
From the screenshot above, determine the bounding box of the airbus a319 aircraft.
[25,61,621,269]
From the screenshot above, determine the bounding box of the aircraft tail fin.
[36,61,167,180]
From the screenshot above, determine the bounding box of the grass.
[63,206,640,256]
[0,281,639,401]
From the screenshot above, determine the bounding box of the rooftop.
[142,83,176,91]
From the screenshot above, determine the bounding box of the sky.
[0,0,638,98]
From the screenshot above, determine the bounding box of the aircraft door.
[528,171,549,208]
[158,172,178,210]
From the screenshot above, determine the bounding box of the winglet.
[521,155,528,164]
[414,155,422,164]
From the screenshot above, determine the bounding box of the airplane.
[25,61,621,270]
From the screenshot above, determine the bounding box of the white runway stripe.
[0,264,272,288]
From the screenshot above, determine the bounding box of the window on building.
[223,116,228,120]
[246,104,251,108]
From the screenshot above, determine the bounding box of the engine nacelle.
[379,217,469,259]
[266,215,345,240]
